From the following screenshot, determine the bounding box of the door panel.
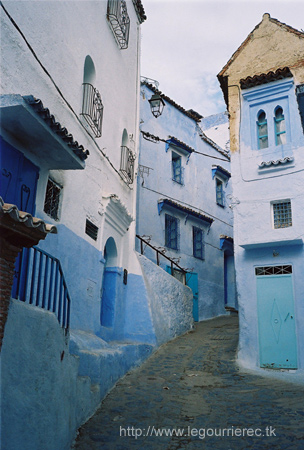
[186,272,199,322]
[257,274,297,369]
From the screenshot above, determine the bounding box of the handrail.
[136,234,187,284]
[14,246,71,332]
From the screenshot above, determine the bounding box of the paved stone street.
[73,315,304,450]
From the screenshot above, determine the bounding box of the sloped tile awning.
[0,94,89,170]
[158,199,213,225]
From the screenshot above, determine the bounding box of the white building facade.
[0,2,193,449]
[218,14,304,371]
[137,81,237,321]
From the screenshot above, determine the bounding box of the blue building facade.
[218,14,304,370]
[137,81,237,321]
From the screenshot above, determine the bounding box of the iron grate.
[44,178,61,221]
[273,201,292,228]
[85,219,98,241]
[255,265,292,276]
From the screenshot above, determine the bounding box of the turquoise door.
[256,273,297,369]
[186,272,199,322]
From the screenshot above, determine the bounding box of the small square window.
[273,201,292,229]
[165,214,179,250]
[85,219,99,240]
[193,226,204,260]
[44,178,61,220]
[216,178,224,207]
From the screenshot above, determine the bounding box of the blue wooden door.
[1,137,39,298]
[186,272,199,322]
[257,274,297,369]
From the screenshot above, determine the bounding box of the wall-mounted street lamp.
[148,93,165,118]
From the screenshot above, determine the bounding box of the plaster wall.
[1,299,98,450]
[138,254,193,345]
[137,85,234,320]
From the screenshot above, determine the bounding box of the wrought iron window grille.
[273,201,292,229]
[120,146,135,184]
[255,265,292,276]
[81,83,103,138]
[44,178,61,221]
[107,0,130,49]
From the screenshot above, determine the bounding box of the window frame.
[193,226,204,260]
[165,213,179,250]
[274,106,286,146]
[272,200,292,229]
[171,151,184,185]
[215,177,225,207]
[257,110,268,149]
[43,177,62,221]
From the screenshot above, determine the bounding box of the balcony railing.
[107,0,130,49]
[12,246,71,332]
[81,83,103,138]
[120,146,135,184]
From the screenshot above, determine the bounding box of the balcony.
[81,83,103,138]
[120,146,135,184]
[107,0,130,49]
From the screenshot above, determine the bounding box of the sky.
[140,0,304,117]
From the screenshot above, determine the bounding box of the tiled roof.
[158,199,214,224]
[141,82,202,122]
[167,136,196,154]
[217,14,304,107]
[258,156,294,169]
[23,96,89,162]
[132,0,147,23]
[197,127,230,160]
[0,198,57,235]
[212,165,231,179]
[240,67,293,89]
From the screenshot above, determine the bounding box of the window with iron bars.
[193,226,204,260]
[165,214,179,250]
[172,152,184,185]
[44,178,62,221]
[107,0,130,49]
[120,146,135,184]
[272,200,292,229]
[81,83,103,137]
[216,178,225,207]
[255,265,292,276]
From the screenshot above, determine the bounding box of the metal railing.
[136,235,187,284]
[13,246,71,332]
[107,0,130,49]
[81,83,103,138]
[120,146,135,184]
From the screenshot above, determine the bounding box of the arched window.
[83,55,96,85]
[274,107,286,145]
[257,110,268,149]
[81,56,103,137]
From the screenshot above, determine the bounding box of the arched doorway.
[101,237,118,327]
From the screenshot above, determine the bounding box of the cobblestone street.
[73,315,304,450]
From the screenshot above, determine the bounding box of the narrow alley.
[73,315,304,450]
